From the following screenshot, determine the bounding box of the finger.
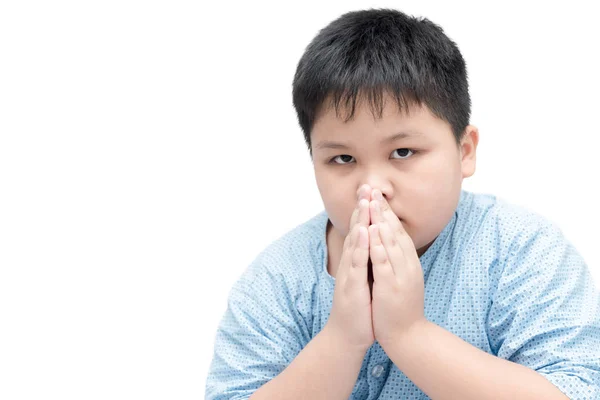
[371,190,415,254]
[345,193,371,285]
[347,208,360,247]
[339,219,369,284]
[368,224,394,282]
[369,198,384,225]
[347,187,370,244]
[377,220,407,277]
[337,223,358,282]
[345,198,370,251]
[358,197,371,229]
[356,184,372,201]
[358,185,373,231]
[394,219,420,265]
[346,226,370,290]
[371,189,402,227]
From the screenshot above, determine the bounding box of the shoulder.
[459,191,581,292]
[236,210,329,291]
[454,190,568,283]
[458,189,560,255]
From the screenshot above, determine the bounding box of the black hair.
[292,8,471,156]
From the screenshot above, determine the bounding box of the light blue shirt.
[205,190,600,399]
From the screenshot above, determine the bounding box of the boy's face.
[311,96,478,256]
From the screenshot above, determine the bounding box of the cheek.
[411,158,461,196]
[318,187,354,233]
[399,170,460,245]
[326,208,354,242]
[411,191,459,247]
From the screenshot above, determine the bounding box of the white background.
[1,1,598,398]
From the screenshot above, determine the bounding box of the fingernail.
[374,190,384,201]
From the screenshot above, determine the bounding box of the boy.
[205,8,600,400]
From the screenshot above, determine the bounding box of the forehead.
[311,97,450,144]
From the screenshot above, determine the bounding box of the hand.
[325,185,375,353]
[368,189,426,348]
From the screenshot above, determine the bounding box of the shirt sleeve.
[487,222,600,399]
[205,253,312,400]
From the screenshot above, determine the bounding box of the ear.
[460,125,479,178]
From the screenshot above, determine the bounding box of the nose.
[357,175,392,200]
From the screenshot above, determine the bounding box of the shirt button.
[371,364,385,378]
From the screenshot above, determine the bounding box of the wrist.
[379,318,430,351]
[321,323,372,356]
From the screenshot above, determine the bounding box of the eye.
[329,149,416,165]
[330,154,355,165]
[391,148,414,159]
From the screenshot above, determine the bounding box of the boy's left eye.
[391,148,414,159]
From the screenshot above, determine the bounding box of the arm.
[205,252,369,400]
[208,194,375,399]
[250,325,367,400]
[382,320,568,400]
[252,191,376,399]
[381,222,600,399]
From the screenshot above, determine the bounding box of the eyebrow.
[314,131,423,151]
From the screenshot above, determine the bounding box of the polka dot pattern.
[206,190,600,399]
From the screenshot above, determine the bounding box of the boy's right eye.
[330,155,354,164]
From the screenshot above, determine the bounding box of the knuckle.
[351,249,367,268]
[350,253,363,269]
[374,242,385,251]
[373,249,387,264]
